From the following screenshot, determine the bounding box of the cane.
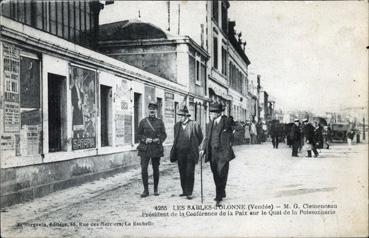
[200,153,204,204]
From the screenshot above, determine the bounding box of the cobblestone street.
[1,142,368,237]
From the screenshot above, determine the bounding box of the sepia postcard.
[0,0,368,237]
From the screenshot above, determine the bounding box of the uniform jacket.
[137,116,167,158]
[170,120,203,163]
[201,115,235,164]
[303,123,315,143]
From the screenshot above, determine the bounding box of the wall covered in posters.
[70,65,97,150]
[1,43,42,157]
[115,78,132,146]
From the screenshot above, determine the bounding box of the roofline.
[99,36,209,59]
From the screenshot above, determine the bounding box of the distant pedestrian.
[200,102,235,206]
[170,105,203,200]
[347,129,355,148]
[290,119,301,157]
[136,101,167,198]
[244,122,251,144]
[270,120,279,149]
[250,121,257,144]
[304,120,319,158]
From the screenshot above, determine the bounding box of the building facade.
[0,0,191,207]
[97,20,209,132]
[100,0,253,121]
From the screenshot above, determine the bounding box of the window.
[213,37,218,69]
[134,93,142,143]
[196,61,200,84]
[201,63,206,95]
[212,0,219,24]
[221,47,227,75]
[100,85,112,147]
[157,97,163,119]
[48,73,67,152]
[221,2,228,33]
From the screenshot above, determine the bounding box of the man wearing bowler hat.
[137,101,167,197]
[170,105,203,200]
[290,119,301,157]
[200,102,235,206]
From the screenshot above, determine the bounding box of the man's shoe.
[214,197,222,202]
[154,190,160,196]
[186,195,193,200]
[216,200,222,207]
[140,191,149,198]
[179,193,186,197]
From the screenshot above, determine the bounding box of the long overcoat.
[201,115,235,173]
[170,120,203,163]
[136,117,167,158]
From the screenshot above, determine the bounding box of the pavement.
[1,141,368,238]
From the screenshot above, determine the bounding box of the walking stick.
[200,153,204,204]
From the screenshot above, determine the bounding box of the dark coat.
[137,116,167,158]
[290,123,301,142]
[201,115,235,166]
[304,124,315,143]
[170,120,203,163]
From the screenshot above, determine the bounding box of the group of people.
[136,101,235,206]
[289,119,324,157]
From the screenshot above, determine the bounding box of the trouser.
[140,156,160,192]
[177,151,196,195]
[210,161,229,201]
[272,136,279,148]
[292,141,299,157]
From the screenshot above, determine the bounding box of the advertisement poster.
[2,43,20,133]
[164,91,175,144]
[70,66,97,150]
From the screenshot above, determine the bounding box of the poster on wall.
[164,92,175,143]
[70,66,97,150]
[2,43,20,133]
[115,78,132,146]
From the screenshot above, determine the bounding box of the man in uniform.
[137,101,167,197]
[170,105,203,199]
[200,102,235,206]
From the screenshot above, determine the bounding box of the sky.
[229,1,368,114]
[100,1,368,115]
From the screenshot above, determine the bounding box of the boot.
[141,172,149,198]
[307,151,312,158]
[153,172,159,196]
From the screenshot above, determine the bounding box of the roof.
[99,19,173,41]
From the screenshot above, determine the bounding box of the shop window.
[134,92,142,143]
[100,85,112,147]
[48,74,67,152]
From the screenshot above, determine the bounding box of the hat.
[209,102,224,113]
[148,101,158,109]
[294,119,300,122]
[303,118,308,122]
[177,105,191,117]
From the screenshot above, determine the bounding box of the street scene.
[0,0,368,237]
[1,141,367,237]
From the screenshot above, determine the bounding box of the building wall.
[0,16,192,207]
[101,44,178,83]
